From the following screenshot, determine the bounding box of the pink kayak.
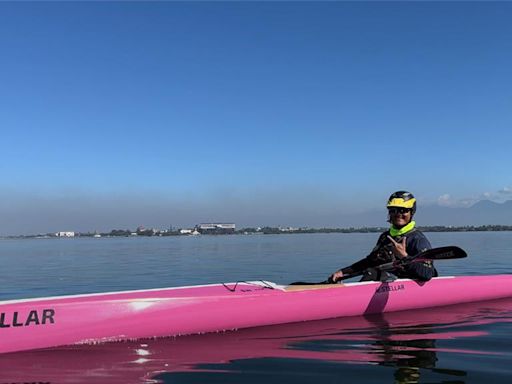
[2,297,512,384]
[1,274,512,354]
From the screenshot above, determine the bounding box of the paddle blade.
[415,246,467,260]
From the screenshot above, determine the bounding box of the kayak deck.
[284,283,347,291]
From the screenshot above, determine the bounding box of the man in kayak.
[329,191,438,282]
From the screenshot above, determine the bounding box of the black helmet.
[387,191,416,215]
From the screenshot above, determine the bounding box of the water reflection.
[367,317,445,384]
[1,298,511,384]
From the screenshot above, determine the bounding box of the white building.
[56,231,75,237]
[196,223,236,234]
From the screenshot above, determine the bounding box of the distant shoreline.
[2,225,512,239]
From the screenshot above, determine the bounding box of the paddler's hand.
[387,235,408,258]
[329,270,344,283]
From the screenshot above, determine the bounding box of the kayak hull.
[1,274,512,354]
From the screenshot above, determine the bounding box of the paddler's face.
[388,207,412,228]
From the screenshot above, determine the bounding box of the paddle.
[289,246,467,285]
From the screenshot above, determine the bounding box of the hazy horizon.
[1,193,511,236]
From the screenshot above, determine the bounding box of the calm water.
[1,232,511,383]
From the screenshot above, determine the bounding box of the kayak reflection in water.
[330,191,438,283]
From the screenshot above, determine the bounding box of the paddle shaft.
[290,246,467,285]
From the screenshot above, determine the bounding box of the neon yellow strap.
[390,221,416,237]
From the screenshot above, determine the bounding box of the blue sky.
[0,2,511,234]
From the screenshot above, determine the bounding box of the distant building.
[56,231,75,238]
[196,223,236,235]
[279,227,299,232]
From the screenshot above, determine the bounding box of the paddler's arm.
[329,257,373,282]
[405,234,437,281]
[329,233,388,282]
[390,234,437,281]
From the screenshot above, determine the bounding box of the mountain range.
[340,200,512,228]
[418,200,512,226]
